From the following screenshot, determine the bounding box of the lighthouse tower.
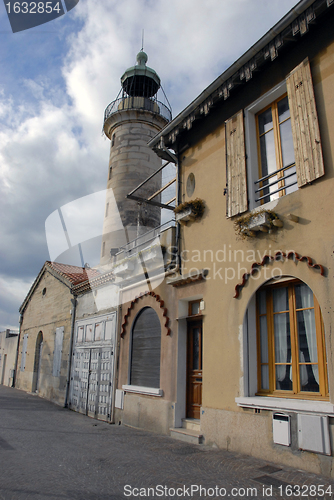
[100,51,171,265]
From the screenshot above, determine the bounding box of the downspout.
[176,153,182,274]
[13,313,23,387]
[64,296,77,408]
[111,301,122,424]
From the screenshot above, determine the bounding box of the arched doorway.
[33,331,43,393]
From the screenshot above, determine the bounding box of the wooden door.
[186,320,203,419]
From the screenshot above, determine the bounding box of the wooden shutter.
[225,110,248,218]
[52,327,64,377]
[20,334,28,372]
[286,58,325,186]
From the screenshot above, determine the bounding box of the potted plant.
[234,209,283,238]
[174,198,205,223]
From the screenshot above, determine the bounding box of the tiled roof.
[46,261,101,285]
[73,271,115,294]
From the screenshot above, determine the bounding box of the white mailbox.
[273,413,291,446]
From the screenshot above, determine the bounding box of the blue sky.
[0,0,299,330]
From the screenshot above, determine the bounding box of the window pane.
[261,365,269,390]
[260,316,268,363]
[274,312,291,363]
[259,130,277,178]
[105,320,114,341]
[77,326,84,343]
[273,287,289,312]
[94,322,103,341]
[295,283,314,310]
[276,365,292,391]
[297,310,317,363]
[85,325,93,342]
[258,107,273,134]
[192,328,200,370]
[300,365,319,393]
[191,302,200,315]
[258,290,266,315]
[280,119,295,169]
[284,166,298,195]
[85,324,93,342]
[277,95,290,122]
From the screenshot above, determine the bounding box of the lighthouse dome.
[121,50,161,98]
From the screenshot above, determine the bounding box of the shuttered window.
[227,58,324,216]
[130,307,161,389]
[225,110,248,218]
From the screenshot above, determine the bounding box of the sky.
[0,0,300,331]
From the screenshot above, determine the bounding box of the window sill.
[122,385,163,397]
[235,396,334,416]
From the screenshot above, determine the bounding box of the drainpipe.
[176,153,182,274]
[64,296,77,408]
[110,301,122,424]
[13,313,23,387]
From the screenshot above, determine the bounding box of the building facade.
[15,262,99,406]
[13,0,334,478]
[146,0,334,476]
[0,329,19,387]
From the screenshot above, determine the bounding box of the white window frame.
[244,80,288,211]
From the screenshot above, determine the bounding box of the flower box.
[247,212,271,231]
[175,206,196,223]
[234,210,283,238]
[142,246,162,264]
[113,259,135,277]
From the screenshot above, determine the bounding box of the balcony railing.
[255,164,298,203]
[114,219,175,260]
[104,96,172,124]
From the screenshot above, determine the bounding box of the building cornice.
[148,0,333,153]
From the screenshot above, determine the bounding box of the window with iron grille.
[255,94,298,204]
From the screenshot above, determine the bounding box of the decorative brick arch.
[234,250,325,299]
[121,291,170,338]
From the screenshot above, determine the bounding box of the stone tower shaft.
[100,51,171,265]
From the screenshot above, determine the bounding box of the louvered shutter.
[286,58,325,186]
[20,334,28,372]
[53,327,64,377]
[225,110,248,218]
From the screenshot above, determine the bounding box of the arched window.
[256,280,328,399]
[130,307,161,389]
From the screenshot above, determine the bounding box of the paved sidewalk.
[0,385,333,500]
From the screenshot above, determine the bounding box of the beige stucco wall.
[173,37,334,475]
[15,270,73,406]
[116,278,177,435]
[0,332,19,387]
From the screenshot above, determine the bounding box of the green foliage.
[174,198,205,220]
[234,209,279,239]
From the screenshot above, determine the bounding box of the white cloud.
[0,0,298,329]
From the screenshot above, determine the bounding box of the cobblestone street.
[0,385,333,500]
